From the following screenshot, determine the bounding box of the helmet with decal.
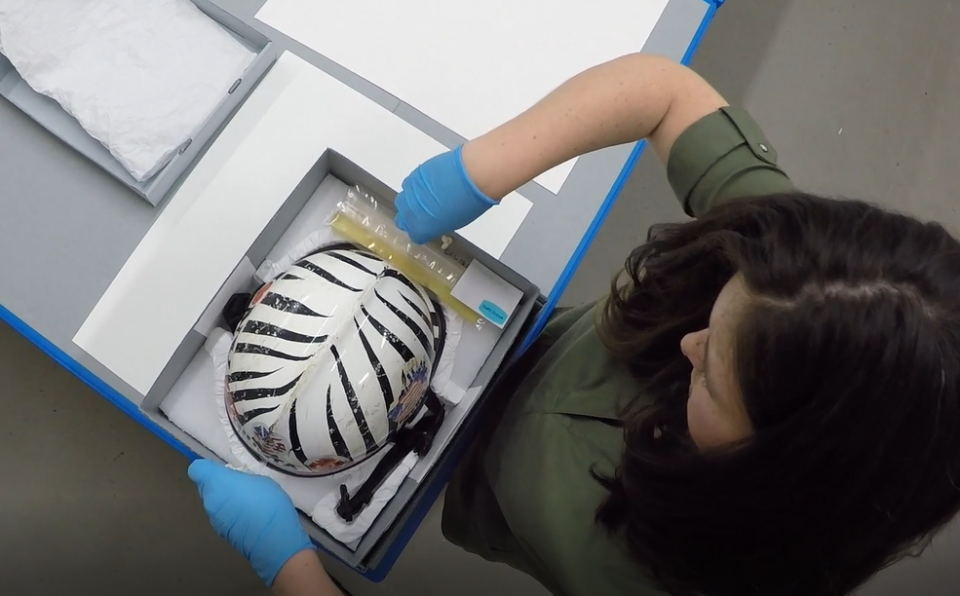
[223,245,446,478]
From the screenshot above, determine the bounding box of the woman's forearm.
[272,550,343,596]
[461,53,728,199]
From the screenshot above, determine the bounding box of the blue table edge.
[0,0,720,583]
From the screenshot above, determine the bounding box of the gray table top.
[0,0,710,404]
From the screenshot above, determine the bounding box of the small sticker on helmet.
[389,359,430,424]
[251,423,288,457]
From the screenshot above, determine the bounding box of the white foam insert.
[73,51,532,396]
[256,0,670,194]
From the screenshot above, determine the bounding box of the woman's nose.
[680,329,708,370]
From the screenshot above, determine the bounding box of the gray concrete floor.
[4,0,960,594]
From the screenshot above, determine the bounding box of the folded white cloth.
[0,0,255,181]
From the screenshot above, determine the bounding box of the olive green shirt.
[442,107,794,596]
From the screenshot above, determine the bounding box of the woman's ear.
[680,329,708,370]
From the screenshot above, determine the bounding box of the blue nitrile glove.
[394,145,497,244]
[188,460,314,586]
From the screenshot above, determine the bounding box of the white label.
[450,261,523,328]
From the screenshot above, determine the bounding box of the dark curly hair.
[595,193,960,596]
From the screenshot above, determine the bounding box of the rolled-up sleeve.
[667,107,794,218]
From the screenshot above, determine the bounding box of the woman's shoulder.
[667,106,795,218]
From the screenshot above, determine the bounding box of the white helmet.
[223,246,446,477]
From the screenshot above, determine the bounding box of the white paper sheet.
[74,52,532,395]
[256,0,670,194]
[0,0,255,182]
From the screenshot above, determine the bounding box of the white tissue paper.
[0,0,256,182]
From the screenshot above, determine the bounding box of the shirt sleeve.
[666,107,794,218]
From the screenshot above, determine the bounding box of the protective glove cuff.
[452,145,498,209]
[256,540,316,587]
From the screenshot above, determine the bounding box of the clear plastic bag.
[329,187,485,328]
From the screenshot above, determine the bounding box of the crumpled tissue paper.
[0,0,255,182]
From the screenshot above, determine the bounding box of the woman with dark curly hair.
[191,54,960,596]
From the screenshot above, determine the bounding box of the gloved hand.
[188,460,314,586]
[394,145,497,244]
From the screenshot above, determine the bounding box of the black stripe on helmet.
[375,289,432,357]
[232,343,313,361]
[430,304,442,342]
[259,292,328,318]
[381,268,431,304]
[326,251,379,276]
[294,259,363,292]
[398,293,429,323]
[236,404,280,426]
[230,373,303,402]
[228,368,280,383]
[326,385,352,461]
[241,320,328,345]
[331,345,379,454]
[360,305,415,362]
[280,273,305,281]
[288,399,309,465]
